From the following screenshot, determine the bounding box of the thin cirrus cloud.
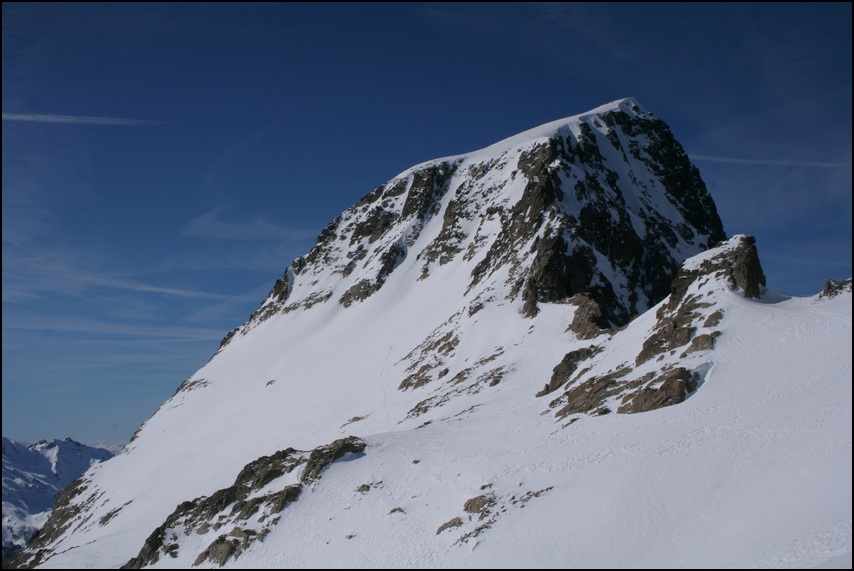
[183,207,316,242]
[3,314,224,342]
[690,154,851,169]
[2,113,162,126]
[2,246,233,303]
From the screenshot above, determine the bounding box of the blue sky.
[3,3,851,447]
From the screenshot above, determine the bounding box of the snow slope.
[8,100,850,569]
[2,438,113,560]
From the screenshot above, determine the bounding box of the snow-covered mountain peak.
[226,97,724,359]
[7,101,849,570]
[452,97,652,162]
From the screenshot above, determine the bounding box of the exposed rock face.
[553,366,634,417]
[537,346,603,397]
[636,235,763,366]
[565,293,609,340]
[3,477,104,570]
[436,517,463,535]
[233,98,724,341]
[119,438,366,569]
[543,235,763,420]
[7,438,364,570]
[616,367,699,414]
[711,235,765,299]
[300,437,366,485]
[818,277,852,299]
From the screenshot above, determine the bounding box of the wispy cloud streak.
[2,113,162,126]
[183,207,316,242]
[690,154,850,168]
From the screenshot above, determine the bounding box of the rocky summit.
[6,99,850,570]
[236,97,723,335]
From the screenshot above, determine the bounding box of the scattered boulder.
[463,494,496,520]
[680,331,721,357]
[436,517,463,535]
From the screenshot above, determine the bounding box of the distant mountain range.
[6,99,850,569]
[2,437,114,560]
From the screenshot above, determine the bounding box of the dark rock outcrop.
[566,293,609,340]
[818,277,852,299]
[637,235,763,366]
[300,437,366,485]
[553,367,634,417]
[223,99,726,360]
[121,447,306,569]
[117,437,365,569]
[616,367,699,414]
[536,346,603,397]
[545,236,760,421]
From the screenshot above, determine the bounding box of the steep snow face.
[8,101,850,569]
[1,438,113,559]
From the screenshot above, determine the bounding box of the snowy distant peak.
[231,98,725,349]
[2,437,114,561]
[2,437,113,488]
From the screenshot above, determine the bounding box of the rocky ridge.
[221,97,724,352]
[540,235,764,420]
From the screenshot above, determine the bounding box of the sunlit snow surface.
[31,248,852,569]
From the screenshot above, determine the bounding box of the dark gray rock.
[339,242,407,307]
[3,477,94,569]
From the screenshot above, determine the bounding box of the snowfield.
[222,283,852,569]
[29,249,851,570]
